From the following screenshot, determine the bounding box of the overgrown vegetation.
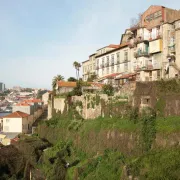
[102,84,114,96]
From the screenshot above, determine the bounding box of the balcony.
[168,45,175,53]
[134,50,149,58]
[149,34,162,41]
[134,64,160,71]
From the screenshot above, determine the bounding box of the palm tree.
[73,61,81,81]
[52,74,64,90]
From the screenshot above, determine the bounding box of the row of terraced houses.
[82,5,180,86]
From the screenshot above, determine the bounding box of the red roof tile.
[23,98,42,103]
[2,111,29,118]
[116,73,137,79]
[88,82,104,88]
[104,73,121,79]
[57,81,77,87]
[16,103,31,106]
[108,44,120,48]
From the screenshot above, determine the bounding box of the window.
[6,119,10,123]
[124,63,128,71]
[106,56,109,65]
[93,63,96,70]
[102,68,104,75]
[4,126,9,132]
[117,52,120,63]
[124,51,128,61]
[102,58,105,65]
[107,67,109,74]
[117,65,120,72]
[157,70,161,79]
[111,54,114,64]
[111,66,114,73]
[90,65,92,71]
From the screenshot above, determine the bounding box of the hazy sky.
[0,0,180,89]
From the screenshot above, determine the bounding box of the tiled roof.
[104,73,121,79]
[89,82,104,88]
[2,111,29,118]
[57,81,77,87]
[115,73,137,79]
[108,44,120,48]
[95,43,129,58]
[24,99,42,103]
[16,103,31,106]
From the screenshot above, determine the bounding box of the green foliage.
[127,148,180,179]
[52,74,64,90]
[156,116,180,133]
[95,94,101,106]
[87,74,97,82]
[67,77,77,82]
[102,84,114,96]
[141,109,156,152]
[77,150,125,180]
[155,97,166,117]
[75,100,83,109]
[72,84,82,96]
[87,103,90,109]
[129,107,139,124]
[68,120,84,131]
[156,79,180,94]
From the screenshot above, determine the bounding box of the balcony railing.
[168,45,175,53]
[134,50,149,58]
[149,34,162,41]
[134,64,160,71]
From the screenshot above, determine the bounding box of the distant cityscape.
[0,82,48,113]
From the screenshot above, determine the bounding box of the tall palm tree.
[52,74,64,90]
[73,61,81,81]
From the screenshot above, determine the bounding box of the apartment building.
[95,43,136,84]
[81,5,180,83]
[82,53,96,81]
[82,45,120,82]
[0,82,5,92]
[121,5,180,81]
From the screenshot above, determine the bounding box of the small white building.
[42,91,51,105]
[2,111,33,134]
[56,81,77,94]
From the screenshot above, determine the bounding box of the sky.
[0,0,180,89]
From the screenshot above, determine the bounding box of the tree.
[73,61,81,81]
[102,84,114,96]
[87,74,97,82]
[67,77,77,82]
[52,75,64,90]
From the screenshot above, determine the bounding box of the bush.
[102,84,114,96]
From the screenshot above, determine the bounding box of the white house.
[2,111,33,133]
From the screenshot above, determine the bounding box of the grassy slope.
[40,115,180,179]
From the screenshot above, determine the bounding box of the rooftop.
[2,111,29,118]
[57,81,77,88]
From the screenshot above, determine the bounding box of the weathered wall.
[54,98,66,113]
[72,94,108,119]
[38,125,180,156]
[133,80,180,116]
